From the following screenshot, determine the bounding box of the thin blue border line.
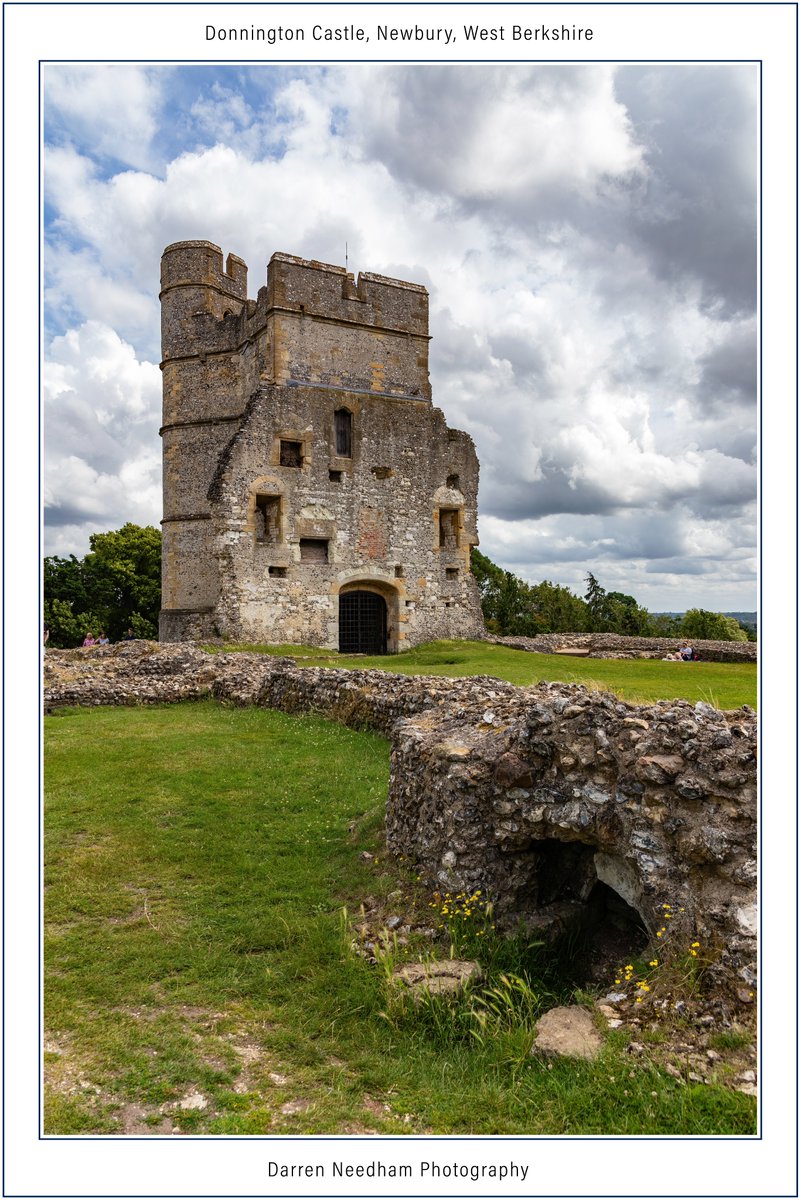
[7,2,800,6]
[2,1193,792,1200]
[794,2,800,1194]
[34,31,763,1156]
[38,57,763,63]
[38,53,44,1154]
[34,56,762,1152]
[2,2,6,1199]
[27,30,779,1200]
[34,51,767,1158]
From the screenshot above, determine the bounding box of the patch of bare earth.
[594,994,758,1095]
[45,1004,303,1134]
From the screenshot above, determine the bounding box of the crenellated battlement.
[161,240,248,300]
[265,252,429,337]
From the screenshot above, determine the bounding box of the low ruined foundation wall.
[44,642,757,989]
[487,633,757,663]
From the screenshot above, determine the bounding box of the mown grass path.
[45,701,755,1135]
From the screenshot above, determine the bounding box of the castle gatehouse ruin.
[159,241,484,650]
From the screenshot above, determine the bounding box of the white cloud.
[44,64,163,172]
[41,62,757,608]
[44,321,161,553]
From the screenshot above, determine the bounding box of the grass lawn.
[210,638,757,711]
[45,701,756,1136]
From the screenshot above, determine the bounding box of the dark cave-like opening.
[527,840,650,986]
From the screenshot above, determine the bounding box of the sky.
[42,61,758,612]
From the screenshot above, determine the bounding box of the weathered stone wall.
[44,643,756,988]
[159,242,484,649]
[488,633,757,664]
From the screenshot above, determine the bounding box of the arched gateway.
[339,590,388,655]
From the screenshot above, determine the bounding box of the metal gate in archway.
[339,590,387,655]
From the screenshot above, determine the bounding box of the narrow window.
[268,566,287,578]
[299,538,329,563]
[446,567,459,579]
[438,508,460,550]
[255,495,281,543]
[280,440,303,468]
[334,408,353,458]
[329,469,343,483]
[446,474,460,489]
[394,565,404,578]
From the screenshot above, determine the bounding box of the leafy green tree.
[529,580,590,633]
[648,613,683,638]
[470,550,543,636]
[44,524,161,647]
[680,608,749,643]
[471,550,591,635]
[606,591,654,636]
[584,572,615,632]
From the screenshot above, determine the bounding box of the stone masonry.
[45,643,757,990]
[488,633,757,664]
[159,242,484,650]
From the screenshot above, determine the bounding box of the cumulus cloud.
[41,62,757,608]
[43,64,164,172]
[44,321,161,549]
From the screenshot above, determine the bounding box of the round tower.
[159,242,249,641]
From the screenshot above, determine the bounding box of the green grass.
[209,638,757,710]
[45,702,756,1135]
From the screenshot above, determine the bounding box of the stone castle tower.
[159,240,484,652]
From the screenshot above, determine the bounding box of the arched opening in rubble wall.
[525,839,649,985]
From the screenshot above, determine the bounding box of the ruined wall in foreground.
[44,643,757,990]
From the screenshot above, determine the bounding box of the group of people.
[663,643,697,662]
[82,628,136,647]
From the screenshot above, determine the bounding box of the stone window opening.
[329,469,343,483]
[394,565,404,578]
[254,494,281,543]
[299,538,329,563]
[446,473,460,489]
[438,507,460,550]
[268,566,287,578]
[280,440,303,468]
[334,408,353,458]
[445,567,459,579]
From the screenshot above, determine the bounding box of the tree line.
[470,550,754,643]
[42,524,754,648]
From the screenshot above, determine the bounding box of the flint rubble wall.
[487,633,756,663]
[44,642,757,987]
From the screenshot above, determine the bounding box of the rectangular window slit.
[439,508,460,549]
[280,440,303,467]
[299,538,329,563]
[255,495,281,543]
